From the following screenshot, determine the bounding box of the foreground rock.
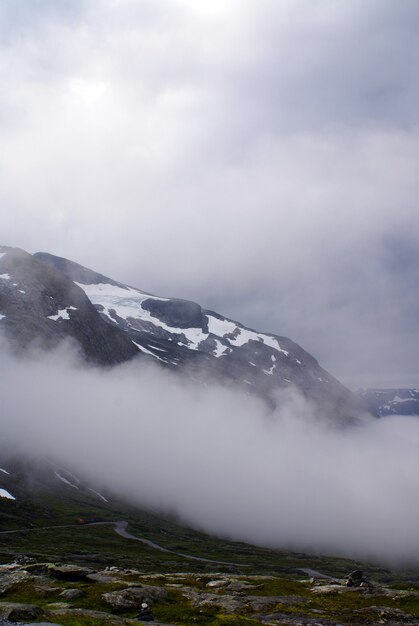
[1,559,419,625]
[103,586,167,609]
[0,602,44,621]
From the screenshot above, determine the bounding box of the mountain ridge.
[0,246,370,422]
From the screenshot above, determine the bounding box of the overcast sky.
[1,0,419,388]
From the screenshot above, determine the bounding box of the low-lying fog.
[1,342,418,565]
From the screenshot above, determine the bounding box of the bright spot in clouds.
[68,78,108,105]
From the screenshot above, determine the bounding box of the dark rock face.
[2,246,370,422]
[141,298,205,330]
[34,252,126,289]
[358,388,419,416]
[0,247,139,366]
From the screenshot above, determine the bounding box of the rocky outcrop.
[1,560,419,625]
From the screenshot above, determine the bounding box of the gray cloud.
[1,344,419,564]
[0,1,418,387]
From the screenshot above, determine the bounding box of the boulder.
[47,565,94,582]
[102,585,167,609]
[0,601,44,621]
[0,569,30,594]
[346,570,366,587]
[58,588,84,600]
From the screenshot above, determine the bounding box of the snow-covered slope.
[358,388,419,416]
[34,252,369,421]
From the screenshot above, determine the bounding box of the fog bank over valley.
[1,341,418,565]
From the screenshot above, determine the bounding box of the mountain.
[0,246,138,365]
[0,245,369,421]
[358,388,419,417]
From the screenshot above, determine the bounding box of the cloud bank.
[1,344,419,565]
[1,0,419,386]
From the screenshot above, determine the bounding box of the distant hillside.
[358,388,419,416]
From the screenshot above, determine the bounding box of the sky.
[1,0,419,388]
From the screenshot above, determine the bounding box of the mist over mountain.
[1,335,419,565]
[0,245,369,422]
[3,245,419,565]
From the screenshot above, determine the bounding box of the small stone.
[206,579,228,588]
[59,589,84,600]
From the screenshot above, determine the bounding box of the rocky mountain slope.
[358,388,419,417]
[0,247,138,365]
[0,245,369,421]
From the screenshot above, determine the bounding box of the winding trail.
[0,520,240,566]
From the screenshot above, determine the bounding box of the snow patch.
[0,273,10,280]
[258,334,289,355]
[55,472,79,489]
[0,468,10,475]
[132,341,167,362]
[228,327,289,355]
[48,306,77,321]
[0,252,7,261]
[212,339,231,357]
[0,488,15,500]
[78,283,208,348]
[206,315,238,337]
[0,314,5,320]
[391,396,415,404]
[88,488,109,503]
[79,282,291,358]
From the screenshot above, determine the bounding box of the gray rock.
[0,570,30,595]
[206,579,228,588]
[0,602,44,621]
[50,607,157,624]
[58,589,83,600]
[102,586,167,609]
[47,565,94,582]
